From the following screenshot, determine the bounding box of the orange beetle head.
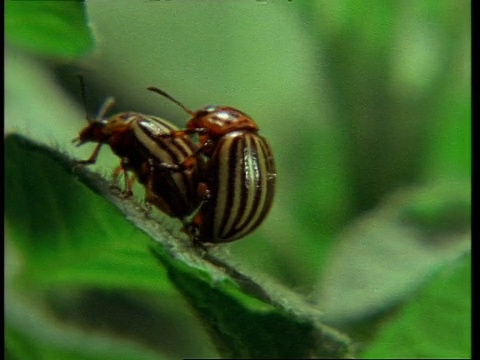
[73,113,134,146]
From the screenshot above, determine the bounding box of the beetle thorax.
[102,113,137,134]
[188,106,259,138]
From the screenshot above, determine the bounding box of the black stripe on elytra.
[138,120,188,165]
[228,134,263,239]
[245,137,275,233]
[217,136,241,239]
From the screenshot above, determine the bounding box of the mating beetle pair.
[74,85,276,245]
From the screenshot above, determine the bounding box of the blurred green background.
[6,1,471,358]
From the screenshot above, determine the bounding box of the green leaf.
[421,83,471,181]
[298,1,470,213]
[360,253,471,358]
[5,134,354,358]
[316,182,471,325]
[5,304,167,360]
[5,135,173,293]
[5,1,94,59]
[153,244,352,358]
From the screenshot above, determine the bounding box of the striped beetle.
[73,94,202,222]
[148,87,276,245]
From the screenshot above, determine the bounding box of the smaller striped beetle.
[73,89,202,222]
[147,87,276,245]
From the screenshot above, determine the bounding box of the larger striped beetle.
[73,91,202,223]
[147,87,276,245]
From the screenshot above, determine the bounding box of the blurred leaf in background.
[5,0,93,59]
[5,0,470,358]
[360,252,471,358]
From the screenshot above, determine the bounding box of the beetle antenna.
[77,74,94,123]
[147,86,195,116]
[97,97,116,119]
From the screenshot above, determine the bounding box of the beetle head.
[73,120,110,146]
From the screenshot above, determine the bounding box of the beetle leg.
[143,163,156,213]
[182,219,202,248]
[141,174,153,219]
[155,162,187,171]
[110,166,127,195]
[119,158,134,197]
[184,138,213,162]
[186,213,214,250]
[181,182,211,247]
[156,128,208,140]
[267,172,277,181]
[178,182,210,244]
[146,133,211,173]
[111,159,134,197]
[124,172,136,197]
[197,182,211,202]
[155,139,212,173]
[111,165,123,189]
[148,156,194,173]
[76,143,103,164]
